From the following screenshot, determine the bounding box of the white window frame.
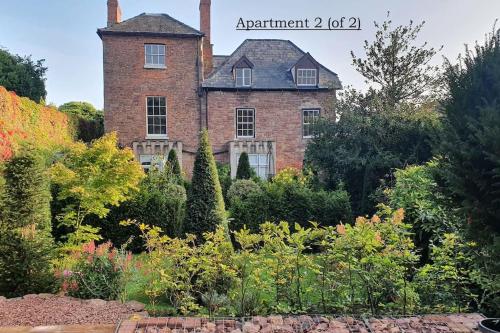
[297,68,317,86]
[302,108,320,138]
[248,153,270,179]
[146,96,168,139]
[235,68,252,87]
[144,44,166,68]
[236,108,255,138]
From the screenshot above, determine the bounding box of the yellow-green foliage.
[50,132,145,246]
[0,86,74,160]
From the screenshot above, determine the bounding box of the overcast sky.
[1,0,499,108]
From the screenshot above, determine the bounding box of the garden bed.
[0,294,147,327]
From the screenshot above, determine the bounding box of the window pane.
[249,154,258,165]
[158,55,165,65]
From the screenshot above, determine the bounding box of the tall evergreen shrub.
[236,152,252,179]
[185,129,226,239]
[0,154,55,296]
[167,148,182,177]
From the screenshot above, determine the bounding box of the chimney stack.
[107,0,122,27]
[200,0,213,77]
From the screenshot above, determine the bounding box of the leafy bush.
[58,102,104,143]
[59,241,132,300]
[384,160,461,261]
[126,210,421,316]
[50,132,144,247]
[185,130,226,239]
[86,166,186,252]
[126,220,234,315]
[229,169,351,232]
[227,179,261,206]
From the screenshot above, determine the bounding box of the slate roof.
[97,13,203,38]
[213,55,229,70]
[203,39,342,90]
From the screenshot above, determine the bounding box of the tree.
[351,14,442,106]
[59,102,100,119]
[0,49,47,103]
[437,29,500,237]
[59,102,104,143]
[306,91,441,215]
[167,148,182,177]
[435,30,500,316]
[2,154,51,230]
[0,154,55,296]
[185,129,226,239]
[49,132,144,246]
[236,152,252,179]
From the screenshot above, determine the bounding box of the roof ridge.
[156,13,203,35]
[98,12,203,36]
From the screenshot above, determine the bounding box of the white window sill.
[144,64,166,69]
[145,135,169,140]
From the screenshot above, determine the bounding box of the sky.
[1,0,499,109]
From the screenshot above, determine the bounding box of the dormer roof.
[232,56,254,69]
[292,53,320,70]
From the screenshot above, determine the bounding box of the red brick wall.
[206,90,336,171]
[102,35,202,173]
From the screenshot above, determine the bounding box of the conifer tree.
[0,154,55,296]
[438,29,500,236]
[185,129,226,239]
[167,148,182,177]
[236,152,252,179]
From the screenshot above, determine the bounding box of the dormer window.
[297,68,317,86]
[236,68,252,87]
[233,56,254,87]
[293,53,320,87]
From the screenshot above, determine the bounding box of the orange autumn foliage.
[0,86,74,160]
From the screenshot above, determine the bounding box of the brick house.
[97,0,342,178]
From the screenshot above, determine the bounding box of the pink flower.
[82,241,96,254]
[63,270,73,278]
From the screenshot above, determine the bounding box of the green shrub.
[0,154,55,297]
[216,162,232,206]
[227,179,261,206]
[236,152,253,179]
[384,159,461,261]
[0,227,55,297]
[167,149,182,177]
[87,167,187,252]
[229,170,351,232]
[60,241,132,300]
[185,130,226,239]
